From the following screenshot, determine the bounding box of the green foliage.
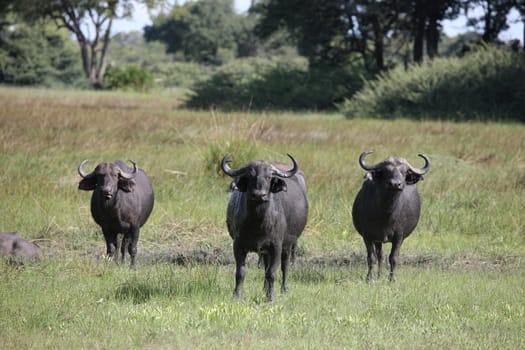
[341,45,525,121]
[0,23,83,86]
[254,0,356,66]
[108,32,211,88]
[145,0,241,64]
[205,140,257,176]
[104,65,154,91]
[187,56,367,110]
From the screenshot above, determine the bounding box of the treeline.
[0,0,524,121]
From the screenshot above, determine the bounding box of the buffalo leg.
[389,237,403,282]
[364,239,376,282]
[103,229,118,261]
[233,240,247,299]
[116,234,123,262]
[281,247,291,293]
[128,227,140,269]
[120,234,129,264]
[290,243,297,264]
[374,241,384,279]
[265,244,282,302]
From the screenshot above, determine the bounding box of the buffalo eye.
[372,170,385,180]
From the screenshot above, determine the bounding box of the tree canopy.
[144,0,244,64]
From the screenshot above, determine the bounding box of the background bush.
[186,56,366,111]
[0,24,83,87]
[341,45,525,122]
[104,65,154,91]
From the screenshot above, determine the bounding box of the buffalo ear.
[234,176,248,192]
[406,172,423,185]
[271,178,287,193]
[78,177,96,191]
[118,178,135,192]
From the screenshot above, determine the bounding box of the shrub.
[104,65,154,91]
[186,56,366,111]
[340,44,525,122]
[0,24,83,86]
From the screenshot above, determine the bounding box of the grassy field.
[0,87,524,349]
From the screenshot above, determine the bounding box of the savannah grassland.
[0,87,524,349]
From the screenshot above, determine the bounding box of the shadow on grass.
[115,281,159,304]
[114,265,223,304]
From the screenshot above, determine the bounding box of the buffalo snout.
[101,188,113,199]
[250,190,269,202]
[389,179,404,191]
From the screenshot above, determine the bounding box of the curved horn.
[78,160,92,178]
[118,160,138,179]
[221,154,248,177]
[408,154,431,176]
[358,151,383,171]
[272,154,299,178]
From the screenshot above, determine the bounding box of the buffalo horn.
[78,159,92,178]
[221,154,248,177]
[358,151,381,171]
[272,154,299,178]
[118,160,138,179]
[408,154,431,175]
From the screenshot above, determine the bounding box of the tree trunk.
[56,1,115,89]
[482,0,494,42]
[413,0,425,63]
[371,15,384,71]
[426,16,439,58]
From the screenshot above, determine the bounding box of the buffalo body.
[78,160,154,267]
[352,151,430,282]
[222,154,308,301]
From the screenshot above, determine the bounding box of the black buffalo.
[352,151,430,282]
[0,232,41,260]
[221,153,308,301]
[78,160,154,268]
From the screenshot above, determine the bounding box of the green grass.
[0,87,524,349]
[1,258,524,349]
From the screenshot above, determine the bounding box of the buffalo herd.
[1,151,431,301]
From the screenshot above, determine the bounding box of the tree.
[0,23,83,86]
[255,0,403,72]
[144,0,241,64]
[516,0,525,52]
[465,0,516,42]
[5,0,161,89]
[409,0,461,62]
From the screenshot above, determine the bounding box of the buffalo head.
[221,154,298,202]
[358,151,430,191]
[78,160,138,199]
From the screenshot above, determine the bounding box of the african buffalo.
[352,151,430,282]
[221,153,308,301]
[78,160,154,268]
[0,232,40,260]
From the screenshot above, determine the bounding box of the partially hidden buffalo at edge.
[0,232,41,260]
[221,153,309,302]
[78,160,154,268]
[352,151,430,282]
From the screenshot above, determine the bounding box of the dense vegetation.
[0,0,523,120]
[341,45,525,121]
[0,88,524,348]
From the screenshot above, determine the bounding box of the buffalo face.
[359,151,429,192]
[221,154,297,202]
[232,163,288,202]
[78,160,137,199]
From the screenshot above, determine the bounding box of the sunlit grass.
[0,87,524,349]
